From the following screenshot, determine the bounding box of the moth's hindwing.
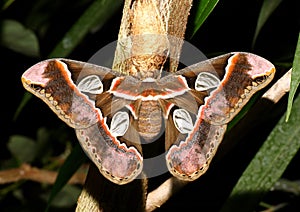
[165,52,275,180]
[21,59,143,184]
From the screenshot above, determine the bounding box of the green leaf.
[48,185,81,208]
[0,19,40,57]
[7,135,37,163]
[35,127,53,162]
[221,93,300,212]
[46,143,86,211]
[252,0,282,47]
[13,91,32,121]
[286,32,300,121]
[1,0,15,10]
[48,0,122,58]
[191,0,219,37]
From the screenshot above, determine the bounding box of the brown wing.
[21,59,143,185]
[165,52,275,181]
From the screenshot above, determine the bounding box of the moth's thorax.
[127,55,165,79]
[137,100,163,142]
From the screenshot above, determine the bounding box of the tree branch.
[76,0,193,211]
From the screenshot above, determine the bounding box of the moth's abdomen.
[138,100,162,142]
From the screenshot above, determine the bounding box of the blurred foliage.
[0,19,39,57]
[287,34,300,121]
[191,0,219,37]
[0,0,299,211]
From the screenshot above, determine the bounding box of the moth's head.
[137,68,162,80]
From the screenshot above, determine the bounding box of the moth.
[21,52,275,185]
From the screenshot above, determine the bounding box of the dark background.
[0,0,299,211]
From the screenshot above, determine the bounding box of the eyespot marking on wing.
[110,111,130,137]
[173,109,194,134]
[77,75,103,94]
[195,72,220,91]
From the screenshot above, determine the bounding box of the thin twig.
[0,163,86,185]
[263,68,291,103]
